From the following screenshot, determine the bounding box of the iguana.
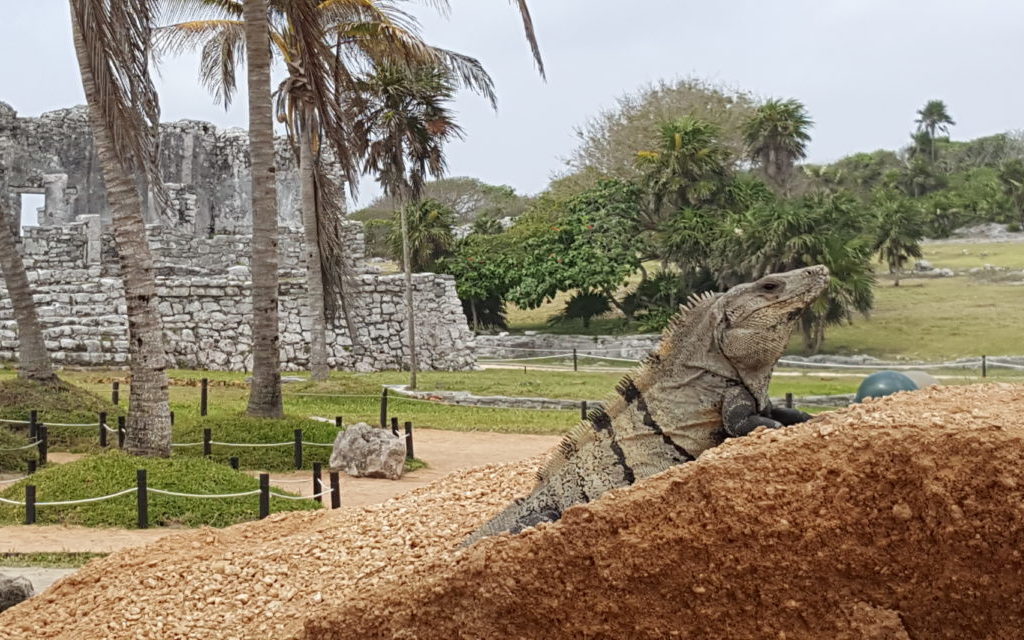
[465,265,829,544]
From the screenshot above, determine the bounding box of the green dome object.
[854,371,919,403]
[903,370,941,390]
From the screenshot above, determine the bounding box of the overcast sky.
[3,0,1023,214]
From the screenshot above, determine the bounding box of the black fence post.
[29,410,37,441]
[27,459,36,475]
[136,469,148,529]
[117,416,126,449]
[379,388,388,429]
[390,417,399,437]
[111,381,120,405]
[329,471,340,509]
[200,378,209,416]
[98,412,107,448]
[259,473,270,519]
[335,416,343,429]
[24,485,35,525]
[404,421,414,461]
[229,456,239,470]
[785,393,794,409]
[573,348,578,372]
[313,462,323,505]
[37,425,47,466]
[169,411,175,426]
[982,355,988,378]
[580,401,588,421]
[203,428,212,458]
[293,429,303,470]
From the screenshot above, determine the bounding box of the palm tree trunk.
[71,13,171,456]
[0,203,58,384]
[400,204,418,389]
[299,122,330,382]
[244,0,284,418]
[470,298,478,331]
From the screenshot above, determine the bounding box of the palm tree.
[635,117,732,229]
[69,0,172,456]
[998,159,1024,229]
[870,192,924,286]
[743,98,813,195]
[157,0,499,382]
[0,198,58,384]
[352,63,463,389]
[242,0,283,417]
[387,199,456,271]
[915,99,955,162]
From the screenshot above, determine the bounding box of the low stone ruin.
[0,102,475,372]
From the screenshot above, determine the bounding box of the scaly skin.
[465,265,830,544]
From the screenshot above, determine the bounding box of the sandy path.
[0,429,559,553]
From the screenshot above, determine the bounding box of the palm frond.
[507,0,544,79]
[71,0,168,213]
[159,0,242,23]
[313,157,360,341]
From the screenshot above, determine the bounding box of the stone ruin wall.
[0,103,475,372]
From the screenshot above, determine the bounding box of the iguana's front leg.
[767,405,812,425]
[722,386,782,437]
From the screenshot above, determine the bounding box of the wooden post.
[200,378,209,416]
[229,456,239,470]
[98,412,107,448]
[136,469,148,529]
[169,410,175,426]
[203,428,212,458]
[24,485,35,525]
[293,429,303,470]
[27,459,36,475]
[259,473,270,519]
[404,421,414,461]
[379,388,388,429]
[313,462,323,505]
[580,401,588,421]
[573,348,578,372]
[111,381,120,405]
[117,416,126,449]
[390,417,399,437]
[37,425,47,466]
[329,471,340,509]
[29,410,37,441]
[335,416,343,428]
[785,393,794,409]
[982,355,988,378]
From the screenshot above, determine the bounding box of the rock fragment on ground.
[0,574,33,613]
[329,422,406,480]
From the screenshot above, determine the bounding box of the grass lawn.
[0,552,107,568]
[0,452,318,528]
[918,241,1024,270]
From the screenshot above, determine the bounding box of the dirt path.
[0,429,559,553]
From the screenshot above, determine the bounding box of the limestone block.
[329,423,406,480]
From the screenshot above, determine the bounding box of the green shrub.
[0,428,36,473]
[0,452,319,528]
[0,378,123,450]
[172,415,339,471]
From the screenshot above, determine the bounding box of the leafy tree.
[387,199,456,272]
[743,98,813,195]
[548,292,612,330]
[470,214,505,236]
[566,77,757,180]
[362,219,393,258]
[870,191,924,286]
[440,233,517,331]
[999,159,1024,229]
[915,99,956,162]
[353,177,528,223]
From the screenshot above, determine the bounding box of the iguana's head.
[717,265,829,370]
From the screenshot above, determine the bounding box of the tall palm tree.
[157,0,498,382]
[742,98,813,195]
[69,0,172,456]
[352,63,463,389]
[870,191,924,286]
[242,0,283,417]
[0,195,58,384]
[915,99,955,162]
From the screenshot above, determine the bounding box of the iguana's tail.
[461,484,563,547]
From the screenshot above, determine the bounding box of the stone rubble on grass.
[329,423,406,480]
[0,574,33,613]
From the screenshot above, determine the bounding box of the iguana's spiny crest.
[466,265,829,544]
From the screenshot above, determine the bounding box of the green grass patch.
[0,428,36,472]
[0,452,318,528]
[0,552,107,568]
[171,415,339,471]
[920,241,1024,270]
[404,457,427,472]
[0,377,123,451]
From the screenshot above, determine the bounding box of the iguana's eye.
[762,282,778,291]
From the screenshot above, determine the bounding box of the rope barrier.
[301,442,336,448]
[209,441,294,448]
[43,421,105,428]
[269,489,330,501]
[0,496,25,506]
[148,488,262,499]
[776,358,981,371]
[0,440,42,452]
[478,353,577,363]
[0,418,31,425]
[0,476,28,485]
[268,477,312,484]
[36,487,138,507]
[170,442,203,448]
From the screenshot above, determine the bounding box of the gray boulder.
[0,574,34,612]
[329,422,406,480]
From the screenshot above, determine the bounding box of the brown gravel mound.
[1,384,1023,639]
[305,383,1024,640]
